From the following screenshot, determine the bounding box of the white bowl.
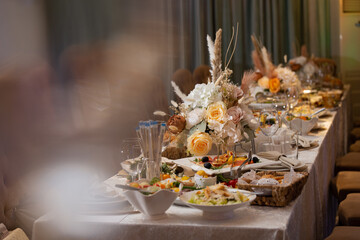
[282,116,318,135]
[179,189,256,220]
[123,189,177,219]
[194,175,217,188]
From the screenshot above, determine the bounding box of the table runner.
[32,86,350,240]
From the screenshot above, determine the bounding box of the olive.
[252,156,260,163]
[204,162,212,169]
[202,156,209,162]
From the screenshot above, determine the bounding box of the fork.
[236,150,252,178]
[230,145,237,179]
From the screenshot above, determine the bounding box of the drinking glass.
[259,110,280,151]
[272,94,287,128]
[285,86,299,111]
[119,138,145,181]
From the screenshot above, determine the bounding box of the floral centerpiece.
[156,28,258,157]
[248,36,301,98]
[288,45,318,84]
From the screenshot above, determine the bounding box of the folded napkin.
[256,151,303,169]
[293,135,311,148]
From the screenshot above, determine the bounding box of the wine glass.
[119,138,145,182]
[259,110,280,151]
[272,94,287,128]
[285,85,300,112]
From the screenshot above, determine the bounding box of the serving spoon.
[309,108,326,118]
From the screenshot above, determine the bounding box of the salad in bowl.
[180,184,255,219]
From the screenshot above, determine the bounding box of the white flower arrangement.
[275,67,301,91]
[162,28,258,156]
[288,45,319,84]
[185,83,222,109]
[249,36,302,97]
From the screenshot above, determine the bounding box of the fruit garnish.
[129,182,140,188]
[181,176,190,181]
[204,162,212,169]
[201,156,209,162]
[161,173,171,180]
[196,170,208,178]
[227,155,234,164]
[252,156,260,163]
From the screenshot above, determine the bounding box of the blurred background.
[0,1,358,230]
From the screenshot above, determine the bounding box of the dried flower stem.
[225,27,235,68]
[212,29,222,82]
[226,23,239,69]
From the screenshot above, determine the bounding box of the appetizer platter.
[169,152,299,175]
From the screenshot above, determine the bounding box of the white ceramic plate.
[75,196,134,215]
[173,197,189,207]
[171,155,280,175]
[249,102,286,110]
[179,188,256,220]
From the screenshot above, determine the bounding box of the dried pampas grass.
[240,70,256,94]
[251,35,275,78]
[207,29,223,83]
[212,29,222,82]
[207,35,215,71]
[301,45,308,58]
[171,81,187,103]
[261,47,275,78]
[170,100,178,108]
[252,50,265,76]
[153,111,167,117]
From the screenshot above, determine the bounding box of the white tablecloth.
[32,86,350,240]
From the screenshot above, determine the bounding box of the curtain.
[44,0,333,93]
[165,0,333,84]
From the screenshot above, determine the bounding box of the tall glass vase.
[145,154,161,181]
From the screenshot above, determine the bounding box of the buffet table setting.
[32,29,349,240]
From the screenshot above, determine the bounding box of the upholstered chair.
[193,65,211,85]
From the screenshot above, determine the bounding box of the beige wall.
[338,0,360,122]
[0,0,47,69]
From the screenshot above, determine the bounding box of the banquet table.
[32,86,351,240]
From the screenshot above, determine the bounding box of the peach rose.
[206,101,227,124]
[187,131,213,156]
[258,76,270,89]
[269,77,281,93]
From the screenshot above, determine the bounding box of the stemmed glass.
[272,94,287,128]
[259,109,280,151]
[285,85,299,111]
[119,138,145,182]
[285,86,301,159]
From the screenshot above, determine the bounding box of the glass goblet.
[285,85,300,112]
[259,110,280,151]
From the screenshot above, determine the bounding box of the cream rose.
[206,101,227,124]
[187,131,213,156]
[258,76,269,89]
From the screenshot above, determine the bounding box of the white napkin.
[256,151,302,168]
[293,135,311,148]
